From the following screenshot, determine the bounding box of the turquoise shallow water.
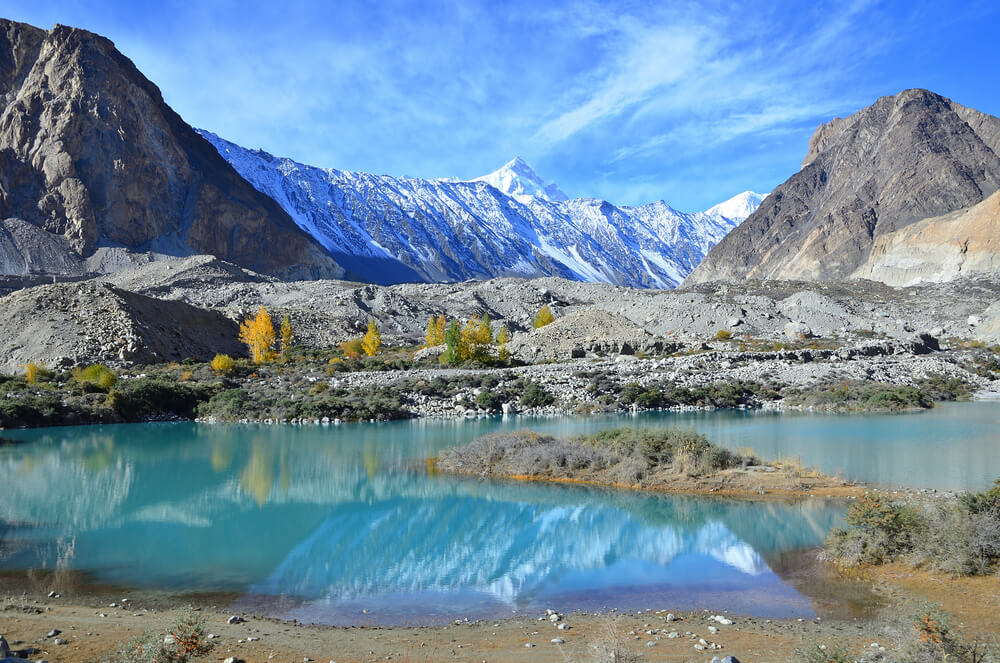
[0,402,997,624]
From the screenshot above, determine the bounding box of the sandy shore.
[2,560,997,663]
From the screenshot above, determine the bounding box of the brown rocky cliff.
[685,89,1000,285]
[0,19,342,279]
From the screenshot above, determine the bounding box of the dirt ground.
[2,564,997,663]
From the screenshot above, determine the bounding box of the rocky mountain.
[199,130,762,288]
[686,89,1000,285]
[0,19,342,280]
[854,189,1000,286]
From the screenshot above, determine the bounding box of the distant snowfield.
[198,130,764,287]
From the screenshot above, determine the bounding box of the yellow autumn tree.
[496,325,510,362]
[280,315,295,360]
[459,314,493,361]
[532,304,555,328]
[362,319,382,357]
[239,306,277,363]
[425,315,447,347]
[211,354,235,374]
[24,362,43,385]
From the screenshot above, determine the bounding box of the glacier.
[198,130,763,288]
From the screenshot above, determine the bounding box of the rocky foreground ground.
[2,254,1000,375]
[2,255,1000,429]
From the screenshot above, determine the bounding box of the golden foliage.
[280,314,294,359]
[362,319,382,357]
[211,353,235,374]
[496,325,511,362]
[532,304,555,328]
[24,362,44,385]
[459,315,493,361]
[425,315,447,347]
[239,306,277,364]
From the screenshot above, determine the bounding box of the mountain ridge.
[199,129,763,288]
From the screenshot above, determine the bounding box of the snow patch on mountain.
[198,129,763,288]
[705,191,767,221]
[472,157,569,203]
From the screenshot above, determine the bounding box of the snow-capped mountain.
[472,156,569,203]
[198,130,763,287]
[705,191,767,220]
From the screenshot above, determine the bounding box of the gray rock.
[551,638,564,644]
[784,321,813,339]
[0,635,11,658]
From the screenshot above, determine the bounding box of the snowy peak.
[473,157,569,203]
[704,191,767,220]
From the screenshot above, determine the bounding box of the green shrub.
[109,379,209,420]
[0,392,65,427]
[826,485,1000,575]
[476,390,506,413]
[519,381,554,408]
[75,364,118,391]
[197,388,251,419]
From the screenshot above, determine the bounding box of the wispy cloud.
[4,0,998,209]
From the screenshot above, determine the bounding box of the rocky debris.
[507,308,674,361]
[3,256,1000,372]
[0,19,341,280]
[687,89,1000,285]
[0,280,241,373]
[76,261,1000,353]
[328,342,998,419]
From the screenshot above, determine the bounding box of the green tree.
[442,320,462,364]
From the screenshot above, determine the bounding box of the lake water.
[1,402,997,624]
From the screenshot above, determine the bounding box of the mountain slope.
[685,89,1000,285]
[0,19,342,279]
[853,189,1000,286]
[200,130,761,288]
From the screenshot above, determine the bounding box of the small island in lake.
[438,427,863,498]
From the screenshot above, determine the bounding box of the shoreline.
[2,560,997,663]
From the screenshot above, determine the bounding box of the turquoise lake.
[1,402,998,624]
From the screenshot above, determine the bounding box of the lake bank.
[1,563,996,663]
[3,341,997,430]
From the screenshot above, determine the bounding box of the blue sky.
[5,0,1000,210]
